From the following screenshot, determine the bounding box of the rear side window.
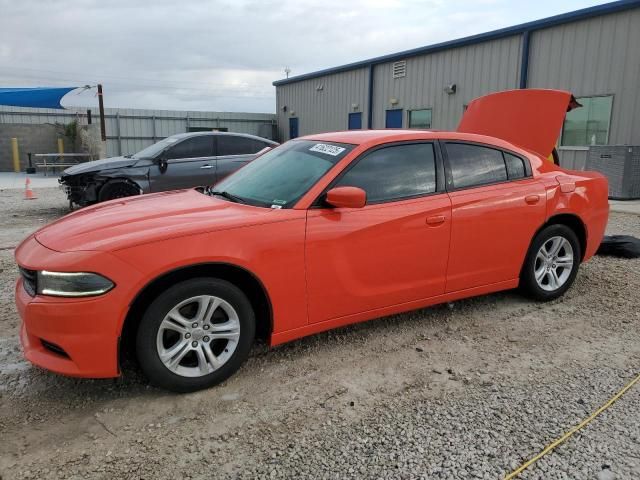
[217,136,267,156]
[165,136,213,159]
[445,143,507,189]
[504,152,526,179]
[335,143,436,203]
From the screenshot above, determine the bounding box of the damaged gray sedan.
[60,131,278,207]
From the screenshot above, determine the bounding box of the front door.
[442,142,546,292]
[149,135,216,192]
[305,142,451,324]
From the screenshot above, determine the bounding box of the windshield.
[214,140,354,208]
[133,135,183,159]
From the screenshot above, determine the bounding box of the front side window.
[446,143,507,189]
[214,140,353,208]
[133,135,184,159]
[561,95,613,146]
[408,109,432,129]
[335,143,436,203]
[165,136,213,159]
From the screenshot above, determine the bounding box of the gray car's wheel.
[98,179,141,202]
[136,278,255,393]
[520,224,581,301]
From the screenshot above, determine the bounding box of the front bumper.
[15,236,143,378]
[59,175,99,206]
[16,280,120,377]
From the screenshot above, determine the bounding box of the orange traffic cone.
[24,177,37,200]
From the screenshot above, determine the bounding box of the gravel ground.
[0,187,638,480]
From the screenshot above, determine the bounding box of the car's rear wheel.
[520,224,581,301]
[98,179,141,202]
[136,278,255,392]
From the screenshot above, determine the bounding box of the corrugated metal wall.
[276,68,369,140]
[274,6,640,171]
[372,35,522,130]
[0,106,276,158]
[528,8,640,169]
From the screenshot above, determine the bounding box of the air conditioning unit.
[586,145,640,199]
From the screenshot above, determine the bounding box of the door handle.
[525,195,540,205]
[426,215,446,226]
[200,165,213,169]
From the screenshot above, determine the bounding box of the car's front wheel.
[98,179,141,202]
[520,224,581,301]
[136,278,255,392]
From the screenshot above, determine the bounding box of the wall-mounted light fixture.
[282,105,287,112]
[390,98,399,106]
[351,103,359,111]
[290,110,296,116]
[444,84,457,95]
[316,84,324,91]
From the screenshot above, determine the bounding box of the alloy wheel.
[534,236,574,292]
[156,295,241,377]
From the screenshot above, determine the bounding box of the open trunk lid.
[457,89,580,158]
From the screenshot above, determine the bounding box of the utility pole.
[97,84,106,141]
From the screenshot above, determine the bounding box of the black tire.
[98,179,140,202]
[136,278,255,393]
[520,224,581,301]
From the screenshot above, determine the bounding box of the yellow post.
[57,137,64,155]
[11,137,20,173]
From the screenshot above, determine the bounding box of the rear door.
[442,142,546,292]
[148,135,216,192]
[305,142,451,324]
[215,135,273,182]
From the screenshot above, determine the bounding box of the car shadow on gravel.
[5,288,526,417]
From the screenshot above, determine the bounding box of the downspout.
[367,63,374,129]
[519,30,531,89]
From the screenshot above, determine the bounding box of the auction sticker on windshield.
[309,144,346,156]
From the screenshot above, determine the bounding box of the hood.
[457,89,581,159]
[34,189,277,252]
[63,156,142,176]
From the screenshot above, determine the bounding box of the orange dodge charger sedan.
[15,90,609,392]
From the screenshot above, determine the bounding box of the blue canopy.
[0,87,78,109]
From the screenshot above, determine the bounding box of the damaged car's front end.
[59,157,151,207]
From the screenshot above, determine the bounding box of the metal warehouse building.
[273,0,640,169]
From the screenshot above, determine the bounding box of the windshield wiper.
[206,189,246,204]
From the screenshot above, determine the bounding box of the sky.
[0,0,605,113]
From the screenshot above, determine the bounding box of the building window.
[561,95,613,147]
[408,109,432,129]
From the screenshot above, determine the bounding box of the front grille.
[19,266,37,296]
[41,339,70,358]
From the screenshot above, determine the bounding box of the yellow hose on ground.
[504,371,640,479]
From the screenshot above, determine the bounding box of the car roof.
[301,129,524,151]
[300,129,547,174]
[171,131,278,144]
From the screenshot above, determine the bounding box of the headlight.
[37,271,114,297]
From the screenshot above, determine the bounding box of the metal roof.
[273,0,640,87]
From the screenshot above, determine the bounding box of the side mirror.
[325,186,366,209]
[157,154,168,173]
